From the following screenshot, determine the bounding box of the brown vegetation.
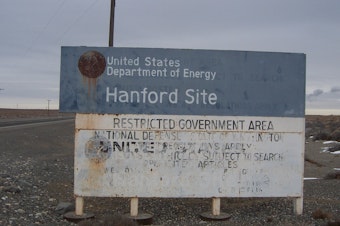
[306,115,340,141]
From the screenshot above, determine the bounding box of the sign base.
[200,211,231,221]
[124,212,154,225]
[64,211,95,223]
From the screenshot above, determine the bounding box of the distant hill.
[0,108,74,120]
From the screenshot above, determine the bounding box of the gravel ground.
[0,118,339,226]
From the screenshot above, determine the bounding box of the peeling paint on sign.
[74,114,305,198]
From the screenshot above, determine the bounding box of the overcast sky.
[1,0,339,114]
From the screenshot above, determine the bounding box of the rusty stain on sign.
[78,50,106,98]
[84,157,106,192]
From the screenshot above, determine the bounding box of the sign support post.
[200,198,231,220]
[294,197,303,215]
[75,196,84,215]
[64,196,94,221]
[124,197,154,223]
[130,197,138,217]
[212,198,220,216]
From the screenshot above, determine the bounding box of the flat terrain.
[0,109,339,225]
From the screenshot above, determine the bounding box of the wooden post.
[131,197,139,217]
[109,0,116,47]
[212,198,220,216]
[293,197,303,215]
[124,197,153,222]
[75,196,84,216]
[64,196,94,220]
[200,198,230,220]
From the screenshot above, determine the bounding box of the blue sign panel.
[60,47,305,117]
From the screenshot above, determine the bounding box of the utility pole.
[109,0,116,47]
[47,99,51,116]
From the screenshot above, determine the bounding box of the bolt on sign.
[60,47,305,199]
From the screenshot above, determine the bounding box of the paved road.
[0,118,75,161]
[0,117,74,130]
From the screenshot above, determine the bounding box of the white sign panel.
[74,114,304,198]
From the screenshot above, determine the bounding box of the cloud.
[330,87,340,93]
[306,89,324,101]
[306,87,340,113]
[307,87,340,102]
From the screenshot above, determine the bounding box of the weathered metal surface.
[60,47,306,117]
[61,47,306,201]
[74,114,304,198]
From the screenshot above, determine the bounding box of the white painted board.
[74,114,304,198]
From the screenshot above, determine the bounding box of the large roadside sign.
[60,47,305,117]
[60,47,305,198]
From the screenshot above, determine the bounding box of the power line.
[23,0,68,57]
[57,0,99,42]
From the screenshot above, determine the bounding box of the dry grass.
[0,108,74,120]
